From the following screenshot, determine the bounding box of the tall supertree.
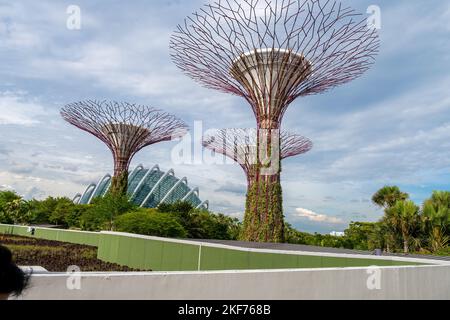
[61,100,188,196]
[170,0,379,242]
[203,129,312,239]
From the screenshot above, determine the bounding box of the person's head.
[0,245,30,300]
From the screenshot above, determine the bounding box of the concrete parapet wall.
[19,265,450,300]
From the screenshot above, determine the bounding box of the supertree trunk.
[110,158,129,196]
[242,127,284,243]
[243,170,284,242]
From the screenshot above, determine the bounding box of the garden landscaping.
[0,234,140,272]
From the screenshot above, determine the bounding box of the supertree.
[61,100,188,196]
[170,0,379,242]
[203,128,312,239]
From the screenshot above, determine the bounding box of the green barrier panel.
[143,239,164,271]
[97,233,120,263]
[0,225,30,237]
[35,228,58,241]
[0,224,100,247]
[104,235,200,271]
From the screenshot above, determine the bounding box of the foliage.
[115,209,187,238]
[344,222,377,251]
[64,204,90,230]
[242,179,284,243]
[0,187,448,256]
[80,193,135,231]
[0,191,22,224]
[422,191,450,251]
[158,201,241,240]
[0,190,21,206]
[372,186,409,209]
[4,199,30,225]
[110,171,129,198]
[285,223,314,245]
[386,200,420,253]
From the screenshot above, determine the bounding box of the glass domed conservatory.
[73,164,209,209]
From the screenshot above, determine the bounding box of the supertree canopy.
[171,0,379,242]
[61,100,188,196]
[203,129,312,182]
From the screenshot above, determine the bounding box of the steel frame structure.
[75,164,208,209]
[171,0,379,242]
[61,100,188,196]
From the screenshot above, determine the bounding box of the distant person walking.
[0,245,30,300]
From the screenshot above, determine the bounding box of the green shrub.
[115,209,187,238]
[157,201,241,240]
[187,210,241,240]
[80,193,135,231]
[65,204,89,229]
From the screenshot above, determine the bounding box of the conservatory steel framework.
[73,164,209,210]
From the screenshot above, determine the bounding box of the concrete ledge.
[17,265,450,300]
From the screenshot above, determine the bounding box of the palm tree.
[372,186,409,252]
[422,191,450,252]
[372,186,409,209]
[387,200,420,254]
[378,216,397,253]
[429,191,450,207]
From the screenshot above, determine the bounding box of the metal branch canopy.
[203,128,313,176]
[61,100,188,196]
[170,0,380,127]
[171,0,379,242]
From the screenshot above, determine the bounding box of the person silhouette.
[0,245,30,300]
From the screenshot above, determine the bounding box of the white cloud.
[228,212,244,220]
[293,208,344,225]
[0,92,49,125]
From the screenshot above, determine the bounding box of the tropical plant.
[372,186,409,209]
[386,200,420,254]
[422,191,450,252]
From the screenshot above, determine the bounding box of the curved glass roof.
[73,164,208,210]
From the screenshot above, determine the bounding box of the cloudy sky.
[0,0,449,234]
